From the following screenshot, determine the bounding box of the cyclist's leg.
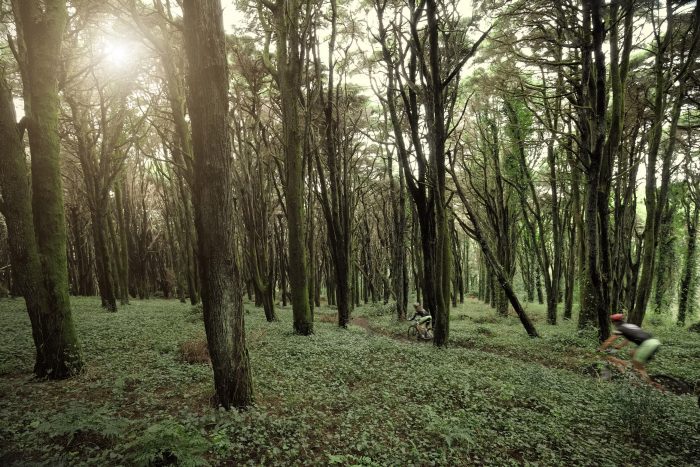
[632,339,660,380]
[632,360,650,380]
[606,356,628,373]
[417,316,431,338]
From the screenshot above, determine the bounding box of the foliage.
[125,419,210,466]
[607,384,670,444]
[187,303,204,323]
[1,297,699,465]
[362,301,396,317]
[178,336,210,364]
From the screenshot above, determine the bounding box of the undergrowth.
[0,297,698,465]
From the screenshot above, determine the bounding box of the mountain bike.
[407,316,433,340]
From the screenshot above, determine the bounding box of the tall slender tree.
[258,0,314,334]
[182,0,253,409]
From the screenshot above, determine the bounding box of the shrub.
[646,315,665,327]
[474,326,495,337]
[186,304,203,323]
[363,301,396,317]
[36,404,129,450]
[688,322,700,333]
[178,337,210,364]
[608,384,668,445]
[471,315,500,325]
[125,419,210,467]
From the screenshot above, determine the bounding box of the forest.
[0,0,699,465]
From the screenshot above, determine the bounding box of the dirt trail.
[350,316,698,396]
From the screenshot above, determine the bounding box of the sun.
[102,39,133,68]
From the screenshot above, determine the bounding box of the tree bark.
[183,0,254,409]
[0,76,54,375]
[9,0,83,378]
[678,201,699,325]
[260,0,313,334]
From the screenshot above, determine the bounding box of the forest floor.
[1,297,699,466]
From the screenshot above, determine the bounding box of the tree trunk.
[462,238,468,302]
[678,204,698,326]
[115,180,130,305]
[564,210,577,320]
[478,254,485,300]
[0,75,64,376]
[535,266,544,305]
[183,0,253,409]
[576,0,611,341]
[261,0,314,335]
[91,209,117,312]
[10,0,83,378]
[653,202,678,314]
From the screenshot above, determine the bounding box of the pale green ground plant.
[0,297,698,465]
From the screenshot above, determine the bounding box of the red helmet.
[610,313,625,322]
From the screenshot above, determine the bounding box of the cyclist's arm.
[614,339,630,350]
[599,335,621,352]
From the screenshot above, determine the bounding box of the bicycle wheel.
[407,325,417,339]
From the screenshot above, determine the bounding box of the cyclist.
[599,313,661,381]
[409,303,432,339]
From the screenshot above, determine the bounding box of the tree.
[678,149,700,326]
[312,2,361,327]
[449,156,539,337]
[182,0,253,409]
[258,0,314,335]
[630,1,699,325]
[230,39,278,322]
[0,0,83,378]
[373,0,490,345]
[120,0,201,306]
[63,47,133,311]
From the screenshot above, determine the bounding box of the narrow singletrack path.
[350,316,698,396]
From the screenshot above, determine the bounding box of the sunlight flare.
[101,39,134,69]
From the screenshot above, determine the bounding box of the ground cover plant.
[1,297,698,466]
[2,0,700,465]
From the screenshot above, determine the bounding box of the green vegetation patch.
[1,297,698,465]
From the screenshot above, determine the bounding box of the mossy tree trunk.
[6,0,83,378]
[259,0,313,335]
[183,0,253,409]
[312,2,357,327]
[0,75,54,375]
[576,0,618,341]
[678,167,700,326]
[653,199,679,314]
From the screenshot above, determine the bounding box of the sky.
[216,0,478,98]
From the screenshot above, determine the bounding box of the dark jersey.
[614,323,652,345]
[409,309,430,321]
